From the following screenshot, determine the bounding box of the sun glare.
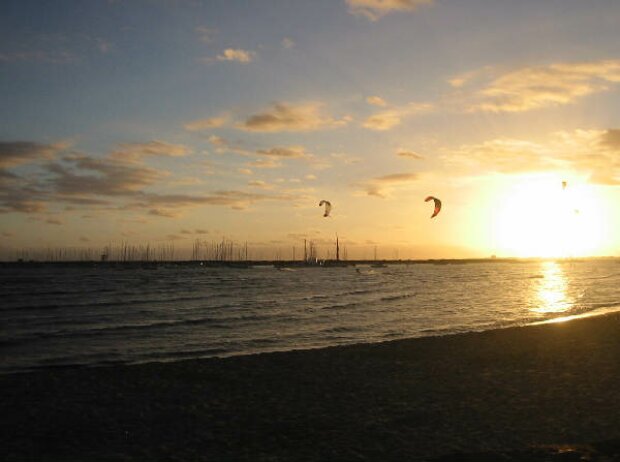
[493,175,605,258]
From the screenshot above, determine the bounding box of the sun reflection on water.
[531,261,573,314]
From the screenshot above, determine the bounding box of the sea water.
[2,259,620,373]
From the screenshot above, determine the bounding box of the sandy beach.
[2,312,620,461]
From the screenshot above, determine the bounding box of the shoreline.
[5,304,620,377]
[3,312,620,460]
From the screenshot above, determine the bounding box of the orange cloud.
[358,172,419,197]
[241,102,349,132]
[346,0,434,20]
[216,48,255,63]
[450,59,620,113]
[184,115,229,131]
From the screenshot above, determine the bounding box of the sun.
[492,175,606,258]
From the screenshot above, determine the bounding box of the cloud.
[601,129,620,149]
[206,135,252,156]
[346,0,434,20]
[248,180,274,189]
[241,102,349,132]
[95,38,112,54]
[443,129,620,185]
[135,190,297,213]
[363,111,402,131]
[184,115,229,131]
[397,150,424,160]
[246,158,282,169]
[359,172,419,197]
[330,152,361,165]
[445,138,565,175]
[47,154,164,196]
[216,48,255,63]
[363,102,433,130]
[0,51,76,63]
[208,135,227,146]
[0,141,308,216]
[366,95,387,106]
[256,146,307,159]
[110,140,191,161]
[149,209,180,218]
[0,141,68,168]
[281,37,295,49]
[450,59,620,113]
[195,26,217,43]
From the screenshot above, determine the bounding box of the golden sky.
[1,0,619,259]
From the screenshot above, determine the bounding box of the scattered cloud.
[331,152,361,165]
[363,102,433,130]
[443,129,620,185]
[246,158,283,169]
[207,135,252,156]
[346,0,434,21]
[0,141,69,168]
[256,146,307,159]
[450,59,620,113]
[208,135,227,147]
[135,190,298,212]
[216,48,255,63]
[241,102,349,132]
[281,37,295,49]
[184,115,229,131]
[444,137,565,175]
[48,154,165,196]
[149,209,180,218]
[95,38,112,54]
[110,140,191,161]
[248,180,274,189]
[195,26,217,43]
[359,172,419,197]
[601,129,620,149]
[366,95,387,107]
[397,150,424,160]
[0,51,76,63]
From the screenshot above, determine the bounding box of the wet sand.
[2,313,620,461]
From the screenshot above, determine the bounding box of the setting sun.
[492,175,606,258]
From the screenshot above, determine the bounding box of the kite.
[319,200,332,217]
[424,196,441,218]
[562,181,567,190]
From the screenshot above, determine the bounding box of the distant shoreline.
[2,255,619,267]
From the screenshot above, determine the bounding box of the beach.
[2,312,620,461]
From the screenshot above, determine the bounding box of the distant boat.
[322,260,350,268]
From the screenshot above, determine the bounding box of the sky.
[1,0,620,260]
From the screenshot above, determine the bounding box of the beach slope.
[2,313,620,461]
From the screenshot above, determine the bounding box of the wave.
[379,292,416,302]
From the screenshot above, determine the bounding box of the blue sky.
[1,0,620,259]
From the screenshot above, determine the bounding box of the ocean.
[2,259,620,373]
